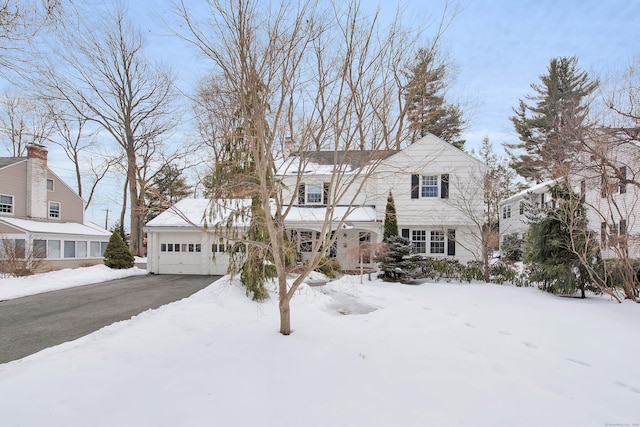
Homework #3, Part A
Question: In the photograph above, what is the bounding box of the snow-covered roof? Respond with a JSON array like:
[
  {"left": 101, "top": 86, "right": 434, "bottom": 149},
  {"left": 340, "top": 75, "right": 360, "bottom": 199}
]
[
  {"left": 145, "top": 198, "right": 252, "bottom": 228},
  {"left": 276, "top": 150, "right": 397, "bottom": 176},
  {"left": 145, "top": 198, "right": 378, "bottom": 229},
  {"left": 500, "top": 179, "right": 558, "bottom": 205},
  {"left": 0, "top": 217, "right": 111, "bottom": 237},
  {"left": 284, "top": 206, "right": 378, "bottom": 223}
]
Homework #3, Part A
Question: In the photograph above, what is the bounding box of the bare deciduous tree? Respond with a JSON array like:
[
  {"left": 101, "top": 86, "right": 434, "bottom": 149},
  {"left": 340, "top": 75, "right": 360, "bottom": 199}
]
[
  {"left": 0, "top": 93, "right": 53, "bottom": 156},
  {"left": 35, "top": 8, "right": 179, "bottom": 255},
  {"left": 175, "top": 0, "right": 450, "bottom": 334}
]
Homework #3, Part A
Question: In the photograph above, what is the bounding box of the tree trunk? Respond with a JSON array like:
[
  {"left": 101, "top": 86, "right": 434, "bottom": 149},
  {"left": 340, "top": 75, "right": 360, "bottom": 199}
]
[{"left": 277, "top": 270, "right": 291, "bottom": 335}]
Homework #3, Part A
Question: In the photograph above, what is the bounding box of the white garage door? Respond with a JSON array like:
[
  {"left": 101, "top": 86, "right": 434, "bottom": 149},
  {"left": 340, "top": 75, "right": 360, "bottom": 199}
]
[{"left": 157, "top": 242, "right": 204, "bottom": 274}]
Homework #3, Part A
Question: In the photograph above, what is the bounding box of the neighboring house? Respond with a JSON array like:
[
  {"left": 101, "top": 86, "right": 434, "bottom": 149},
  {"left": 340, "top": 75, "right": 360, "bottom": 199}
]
[
  {"left": 0, "top": 144, "right": 111, "bottom": 272},
  {"left": 499, "top": 133, "right": 640, "bottom": 259},
  {"left": 145, "top": 134, "right": 486, "bottom": 275},
  {"left": 498, "top": 180, "right": 557, "bottom": 246}
]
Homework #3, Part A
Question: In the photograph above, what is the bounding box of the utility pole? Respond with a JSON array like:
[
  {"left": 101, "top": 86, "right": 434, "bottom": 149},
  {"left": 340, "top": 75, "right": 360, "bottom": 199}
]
[{"left": 104, "top": 208, "right": 109, "bottom": 229}]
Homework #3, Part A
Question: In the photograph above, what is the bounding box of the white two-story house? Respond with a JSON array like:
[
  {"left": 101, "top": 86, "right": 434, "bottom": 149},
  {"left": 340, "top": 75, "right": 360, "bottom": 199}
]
[
  {"left": 0, "top": 144, "right": 111, "bottom": 272},
  {"left": 145, "top": 134, "right": 486, "bottom": 275},
  {"left": 499, "top": 131, "right": 640, "bottom": 260}
]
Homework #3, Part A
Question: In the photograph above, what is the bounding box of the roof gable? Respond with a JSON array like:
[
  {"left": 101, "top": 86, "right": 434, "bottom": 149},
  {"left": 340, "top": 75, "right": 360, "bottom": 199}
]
[
  {"left": 382, "top": 133, "right": 486, "bottom": 169},
  {"left": 0, "top": 157, "right": 25, "bottom": 170}
]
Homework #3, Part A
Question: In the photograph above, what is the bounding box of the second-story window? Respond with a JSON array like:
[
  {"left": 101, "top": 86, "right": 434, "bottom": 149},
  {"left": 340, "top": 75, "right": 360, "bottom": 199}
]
[
  {"left": 47, "top": 179, "right": 54, "bottom": 191},
  {"left": 0, "top": 194, "right": 13, "bottom": 214},
  {"left": 49, "top": 201, "right": 61, "bottom": 219},
  {"left": 502, "top": 205, "right": 511, "bottom": 219},
  {"left": 421, "top": 176, "right": 438, "bottom": 197},
  {"left": 411, "top": 174, "right": 449, "bottom": 199},
  {"left": 306, "top": 184, "right": 323, "bottom": 204}
]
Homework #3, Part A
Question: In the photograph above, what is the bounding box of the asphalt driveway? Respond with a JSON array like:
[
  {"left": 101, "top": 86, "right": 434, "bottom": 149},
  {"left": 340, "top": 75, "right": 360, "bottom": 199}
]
[{"left": 0, "top": 274, "right": 220, "bottom": 364}]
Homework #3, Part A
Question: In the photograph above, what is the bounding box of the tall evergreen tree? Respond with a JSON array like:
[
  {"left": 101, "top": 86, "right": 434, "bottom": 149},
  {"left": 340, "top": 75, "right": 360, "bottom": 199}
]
[
  {"left": 145, "top": 164, "right": 192, "bottom": 222},
  {"left": 383, "top": 191, "right": 398, "bottom": 242},
  {"left": 404, "top": 47, "right": 465, "bottom": 149},
  {"left": 506, "top": 56, "right": 599, "bottom": 182},
  {"left": 523, "top": 180, "right": 600, "bottom": 298}
]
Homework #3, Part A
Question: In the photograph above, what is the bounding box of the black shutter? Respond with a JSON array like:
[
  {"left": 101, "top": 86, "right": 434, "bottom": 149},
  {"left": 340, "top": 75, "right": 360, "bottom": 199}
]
[
  {"left": 323, "top": 182, "right": 329, "bottom": 205},
  {"left": 401, "top": 228, "right": 410, "bottom": 239},
  {"left": 447, "top": 229, "right": 456, "bottom": 256},
  {"left": 411, "top": 174, "right": 419, "bottom": 199},
  {"left": 620, "top": 166, "right": 627, "bottom": 194},
  {"left": 441, "top": 174, "right": 449, "bottom": 199},
  {"left": 298, "top": 184, "right": 305, "bottom": 205}
]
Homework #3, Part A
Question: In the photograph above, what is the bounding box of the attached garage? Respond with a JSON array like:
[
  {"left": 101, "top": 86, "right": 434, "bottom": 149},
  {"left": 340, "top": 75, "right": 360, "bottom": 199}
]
[{"left": 144, "top": 199, "right": 247, "bottom": 275}]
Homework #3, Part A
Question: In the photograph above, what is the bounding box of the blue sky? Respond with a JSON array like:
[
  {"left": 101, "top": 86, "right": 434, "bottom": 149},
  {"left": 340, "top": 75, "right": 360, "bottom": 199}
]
[
  {"left": 77, "top": 0, "right": 640, "bottom": 227},
  {"left": 131, "top": 0, "right": 640, "bottom": 152}
]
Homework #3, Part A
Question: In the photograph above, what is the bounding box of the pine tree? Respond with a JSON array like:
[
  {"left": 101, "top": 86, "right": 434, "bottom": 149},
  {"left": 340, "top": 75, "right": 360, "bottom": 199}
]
[
  {"left": 383, "top": 191, "right": 398, "bottom": 242},
  {"left": 145, "top": 164, "right": 192, "bottom": 222},
  {"left": 404, "top": 47, "right": 465, "bottom": 149},
  {"left": 103, "top": 231, "right": 135, "bottom": 269},
  {"left": 379, "top": 235, "right": 415, "bottom": 282},
  {"left": 523, "top": 180, "right": 600, "bottom": 297},
  {"left": 506, "top": 56, "right": 598, "bottom": 182}
]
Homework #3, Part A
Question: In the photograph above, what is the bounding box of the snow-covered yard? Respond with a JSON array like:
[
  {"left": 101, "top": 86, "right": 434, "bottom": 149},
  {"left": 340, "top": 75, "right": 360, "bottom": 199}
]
[{"left": 0, "top": 269, "right": 638, "bottom": 427}]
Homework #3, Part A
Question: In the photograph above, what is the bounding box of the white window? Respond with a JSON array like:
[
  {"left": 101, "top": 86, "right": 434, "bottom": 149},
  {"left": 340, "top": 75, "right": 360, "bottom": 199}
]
[
  {"left": 47, "top": 179, "right": 54, "bottom": 191},
  {"left": 306, "top": 184, "right": 323, "bottom": 204},
  {"left": 0, "top": 194, "right": 13, "bottom": 214},
  {"left": 421, "top": 176, "right": 439, "bottom": 198},
  {"left": 502, "top": 205, "right": 511, "bottom": 219},
  {"left": 33, "top": 240, "right": 47, "bottom": 258},
  {"left": 77, "top": 241, "right": 87, "bottom": 258},
  {"left": 49, "top": 201, "right": 61, "bottom": 218},
  {"left": 90, "top": 241, "right": 101, "bottom": 257},
  {"left": 64, "top": 241, "right": 76, "bottom": 258},
  {"left": 411, "top": 230, "right": 426, "bottom": 253},
  {"left": 430, "top": 231, "right": 445, "bottom": 254},
  {"left": 48, "top": 240, "right": 61, "bottom": 258}
]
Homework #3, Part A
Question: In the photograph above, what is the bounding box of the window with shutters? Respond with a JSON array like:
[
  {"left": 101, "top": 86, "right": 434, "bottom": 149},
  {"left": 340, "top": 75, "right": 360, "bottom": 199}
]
[{"left": 411, "top": 174, "right": 449, "bottom": 199}]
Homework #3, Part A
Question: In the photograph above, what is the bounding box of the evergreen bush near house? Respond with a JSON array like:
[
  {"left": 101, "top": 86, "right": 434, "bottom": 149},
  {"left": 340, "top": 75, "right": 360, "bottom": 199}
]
[
  {"left": 383, "top": 191, "right": 398, "bottom": 242},
  {"left": 379, "top": 236, "right": 417, "bottom": 282},
  {"left": 501, "top": 233, "right": 523, "bottom": 261},
  {"left": 489, "top": 261, "right": 518, "bottom": 285},
  {"left": 103, "top": 231, "right": 134, "bottom": 269},
  {"left": 315, "top": 257, "right": 342, "bottom": 279}
]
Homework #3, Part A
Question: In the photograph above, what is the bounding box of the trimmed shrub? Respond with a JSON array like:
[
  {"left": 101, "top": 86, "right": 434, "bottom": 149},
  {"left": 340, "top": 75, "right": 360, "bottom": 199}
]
[
  {"left": 103, "top": 232, "right": 134, "bottom": 269},
  {"left": 315, "top": 257, "right": 342, "bottom": 279}
]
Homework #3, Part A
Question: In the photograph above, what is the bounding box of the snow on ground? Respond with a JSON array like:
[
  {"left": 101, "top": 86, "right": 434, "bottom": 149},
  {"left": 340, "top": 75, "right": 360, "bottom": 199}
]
[
  {"left": 0, "top": 264, "right": 147, "bottom": 300},
  {"left": 0, "top": 270, "right": 639, "bottom": 427}
]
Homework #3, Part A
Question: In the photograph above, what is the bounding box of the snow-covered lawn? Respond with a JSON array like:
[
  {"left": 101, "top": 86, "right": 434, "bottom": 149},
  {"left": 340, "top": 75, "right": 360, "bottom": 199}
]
[{"left": 0, "top": 270, "right": 638, "bottom": 427}]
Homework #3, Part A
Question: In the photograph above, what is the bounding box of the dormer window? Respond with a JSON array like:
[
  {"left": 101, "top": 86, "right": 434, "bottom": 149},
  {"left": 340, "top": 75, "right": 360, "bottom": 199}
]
[
  {"left": 47, "top": 179, "right": 54, "bottom": 191},
  {"left": 297, "top": 182, "right": 329, "bottom": 205},
  {"left": 306, "top": 184, "right": 323, "bottom": 204},
  {"left": 0, "top": 194, "right": 13, "bottom": 214},
  {"left": 49, "top": 201, "right": 61, "bottom": 219}
]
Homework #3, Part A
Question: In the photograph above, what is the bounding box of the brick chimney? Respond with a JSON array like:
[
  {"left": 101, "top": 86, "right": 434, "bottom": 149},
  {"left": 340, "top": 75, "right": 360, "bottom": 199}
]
[{"left": 26, "top": 144, "right": 48, "bottom": 219}]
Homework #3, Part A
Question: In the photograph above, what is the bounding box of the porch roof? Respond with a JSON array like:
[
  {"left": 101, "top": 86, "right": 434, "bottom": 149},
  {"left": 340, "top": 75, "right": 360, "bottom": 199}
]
[
  {"left": 284, "top": 206, "right": 378, "bottom": 224},
  {"left": 0, "top": 217, "right": 111, "bottom": 237}
]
